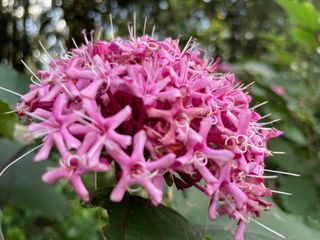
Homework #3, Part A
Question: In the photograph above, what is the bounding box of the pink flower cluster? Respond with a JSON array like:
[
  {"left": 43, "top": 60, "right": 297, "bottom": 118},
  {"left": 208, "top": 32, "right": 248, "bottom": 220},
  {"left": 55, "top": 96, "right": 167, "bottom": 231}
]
[{"left": 17, "top": 35, "right": 282, "bottom": 239}]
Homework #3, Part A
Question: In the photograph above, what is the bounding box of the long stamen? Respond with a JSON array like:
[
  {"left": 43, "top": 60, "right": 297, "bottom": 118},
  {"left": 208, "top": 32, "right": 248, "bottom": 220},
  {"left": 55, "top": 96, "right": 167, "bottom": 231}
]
[
  {"left": 96, "top": 26, "right": 103, "bottom": 41},
  {"left": 181, "top": 36, "right": 193, "bottom": 55},
  {"left": 240, "top": 81, "right": 255, "bottom": 91},
  {"left": 250, "top": 101, "right": 268, "bottom": 110},
  {"left": 259, "top": 119, "right": 281, "bottom": 126},
  {"left": 271, "top": 190, "right": 292, "bottom": 196},
  {"left": 225, "top": 198, "right": 247, "bottom": 222},
  {"left": 151, "top": 25, "right": 156, "bottom": 38},
  {"left": 73, "top": 110, "right": 99, "bottom": 125},
  {"left": 57, "top": 81, "right": 73, "bottom": 98},
  {"left": 259, "top": 113, "right": 272, "bottom": 121},
  {"left": 39, "top": 40, "right": 57, "bottom": 66},
  {"left": 271, "top": 151, "right": 286, "bottom": 155},
  {"left": 0, "top": 143, "right": 44, "bottom": 176},
  {"left": 4, "top": 109, "right": 19, "bottom": 114},
  {"left": 30, "top": 128, "right": 58, "bottom": 139},
  {"left": 21, "top": 60, "right": 41, "bottom": 82},
  {"left": 72, "top": 38, "right": 79, "bottom": 49},
  {"left": 82, "top": 29, "right": 89, "bottom": 45},
  {"left": 246, "top": 174, "right": 278, "bottom": 179},
  {"left": 248, "top": 217, "right": 286, "bottom": 239},
  {"left": 133, "top": 12, "right": 136, "bottom": 39},
  {"left": 264, "top": 169, "right": 300, "bottom": 177},
  {"left": 30, "top": 76, "right": 41, "bottom": 86},
  {"left": 127, "top": 185, "right": 142, "bottom": 193},
  {"left": 59, "top": 40, "right": 66, "bottom": 54},
  {"left": 127, "top": 22, "right": 134, "bottom": 41},
  {"left": 88, "top": 135, "right": 105, "bottom": 159},
  {"left": 143, "top": 17, "right": 147, "bottom": 36},
  {"left": 109, "top": 14, "right": 114, "bottom": 40},
  {"left": 24, "top": 111, "right": 52, "bottom": 124},
  {"left": 0, "top": 86, "right": 22, "bottom": 97}
]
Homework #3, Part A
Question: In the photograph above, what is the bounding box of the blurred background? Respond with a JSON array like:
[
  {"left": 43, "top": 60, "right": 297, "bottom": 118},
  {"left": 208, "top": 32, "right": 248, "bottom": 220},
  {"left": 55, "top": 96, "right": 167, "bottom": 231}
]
[{"left": 1, "top": 0, "right": 320, "bottom": 239}]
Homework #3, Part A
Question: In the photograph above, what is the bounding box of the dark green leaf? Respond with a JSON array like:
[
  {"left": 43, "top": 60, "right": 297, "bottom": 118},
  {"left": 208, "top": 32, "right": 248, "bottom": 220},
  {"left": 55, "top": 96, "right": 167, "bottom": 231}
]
[
  {"left": 278, "top": 177, "right": 320, "bottom": 217},
  {"left": 0, "top": 210, "right": 3, "bottom": 240},
  {"left": 0, "top": 139, "right": 68, "bottom": 219},
  {"left": 0, "top": 65, "right": 30, "bottom": 108},
  {"left": 171, "top": 187, "right": 320, "bottom": 240},
  {"left": 90, "top": 188, "right": 199, "bottom": 240},
  {"left": 0, "top": 100, "right": 16, "bottom": 139}
]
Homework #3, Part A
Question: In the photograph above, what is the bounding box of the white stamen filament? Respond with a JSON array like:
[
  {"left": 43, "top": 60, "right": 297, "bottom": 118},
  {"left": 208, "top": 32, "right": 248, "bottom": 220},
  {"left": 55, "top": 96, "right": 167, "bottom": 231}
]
[
  {"left": 271, "top": 151, "right": 286, "bottom": 155},
  {"left": 96, "top": 26, "right": 103, "bottom": 41},
  {"left": 109, "top": 14, "right": 114, "bottom": 40},
  {"left": 259, "top": 118, "right": 281, "bottom": 126},
  {"left": 87, "top": 135, "right": 106, "bottom": 159},
  {"left": 259, "top": 113, "right": 272, "bottom": 121},
  {"left": 271, "top": 190, "right": 292, "bottom": 196},
  {"left": 224, "top": 198, "right": 247, "bottom": 222},
  {"left": 4, "top": 109, "right": 18, "bottom": 114},
  {"left": 76, "top": 118, "right": 101, "bottom": 132},
  {"left": 57, "top": 81, "right": 73, "bottom": 98},
  {"left": 246, "top": 174, "right": 278, "bottom": 179},
  {"left": 23, "top": 111, "right": 52, "bottom": 124},
  {"left": 147, "top": 169, "right": 159, "bottom": 179},
  {"left": 143, "top": 17, "right": 147, "bottom": 36},
  {"left": 0, "top": 143, "right": 44, "bottom": 176},
  {"left": 250, "top": 101, "right": 268, "bottom": 110},
  {"left": 0, "top": 86, "right": 22, "bottom": 97},
  {"left": 59, "top": 40, "right": 66, "bottom": 54},
  {"left": 181, "top": 36, "right": 193, "bottom": 55},
  {"left": 264, "top": 169, "right": 300, "bottom": 177},
  {"left": 30, "top": 76, "right": 41, "bottom": 86},
  {"left": 248, "top": 217, "right": 286, "bottom": 239},
  {"left": 127, "top": 184, "right": 142, "bottom": 193},
  {"left": 151, "top": 25, "right": 156, "bottom": 38},
  {"left": 240, "top": 81, "right": 255, "bottom": 91},
  {"left": 21, "top": 59, "right": 41, "bottom": 82},
  {"left": 254, "top": 126, "right": 273, "bottom": 130},
  {"left": 39, "top": 40, "right": 57, "bottom": 66},
  {"left": 72, "top": 38, "right": 79, "bottom": 49},
  {"left": 73, "top": 110, "right": 100, "bottom": 126},
  {"left": 133, "top": 12, "right": 137, "bottom": 39},
  {"left": 82, "top": 30, "right": 89, "bottom": 45},
  {"left": 127, "top": 23, "right": 134, "bottom": 42}
]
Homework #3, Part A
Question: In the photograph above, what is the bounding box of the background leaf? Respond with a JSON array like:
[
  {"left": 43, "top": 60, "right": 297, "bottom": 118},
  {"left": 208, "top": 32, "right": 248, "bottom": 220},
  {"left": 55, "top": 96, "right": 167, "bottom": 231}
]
[
  {"left": 276, "top": 0, "right": 320, "bottom": 31},
  {"left": 0, "top": 101, "right": 15, "bottom": 139},
  {"left": 0, "top": 210, "right": 3, "bottom": 240},
  {"left": 0, "top": 65, "right": 30, "bottom": 108},
  {"left": 171, "top": 187, "right": 320, "bottom": 240},
  {"left": 0, "top": 139, "right": 68, "bottom": 219},
  {"left": 90, "top": 188, "right": 199, "bottom": 240}
]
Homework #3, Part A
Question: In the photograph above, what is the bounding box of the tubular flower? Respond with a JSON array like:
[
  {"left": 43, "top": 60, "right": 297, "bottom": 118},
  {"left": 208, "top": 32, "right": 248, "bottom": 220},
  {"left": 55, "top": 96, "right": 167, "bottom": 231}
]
[{"left": 16, "top": 34, "right": 282, "bottom": 240}]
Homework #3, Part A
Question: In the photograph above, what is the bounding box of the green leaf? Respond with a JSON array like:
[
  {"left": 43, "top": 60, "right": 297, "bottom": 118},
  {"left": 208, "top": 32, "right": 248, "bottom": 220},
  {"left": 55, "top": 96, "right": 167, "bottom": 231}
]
[
  {"left": 276, "top": 0, "right": 320, "bottom": 31},
  {"left": 278, "top": 177, "right": 320, "bottom": 217},
  {"left": 0, "top": 139, "right": 68, "bottom": 219},
  {"left": 0, "top": 100, "right": 16, "bottom": 139},
  {"left": 171, "top": 187, "right": 320, "bottom": 240},
  {"left": 89, "top": 188, "right": 199, "bottom": 240},
  {"left": 0, "top": 210, "right": 3, "bottom": 240},
  {"left": 0, "top": 65, "right": 30, "bottom": 108},
  {"left": 292, "top": 27, "right": 318, "bottom": 51}
]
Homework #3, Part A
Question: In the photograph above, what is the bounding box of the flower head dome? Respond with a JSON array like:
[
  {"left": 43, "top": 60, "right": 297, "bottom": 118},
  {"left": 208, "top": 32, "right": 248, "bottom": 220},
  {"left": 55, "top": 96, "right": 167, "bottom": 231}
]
[{"left": 15, "top": 33, "right": 282, "bottom": 240}]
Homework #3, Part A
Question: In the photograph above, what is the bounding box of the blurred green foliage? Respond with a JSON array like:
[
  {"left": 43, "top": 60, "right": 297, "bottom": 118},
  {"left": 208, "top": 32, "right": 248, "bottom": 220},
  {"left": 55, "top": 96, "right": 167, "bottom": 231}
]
[{"left": 1, "top": 0, "right": 320, "bottom": 239}]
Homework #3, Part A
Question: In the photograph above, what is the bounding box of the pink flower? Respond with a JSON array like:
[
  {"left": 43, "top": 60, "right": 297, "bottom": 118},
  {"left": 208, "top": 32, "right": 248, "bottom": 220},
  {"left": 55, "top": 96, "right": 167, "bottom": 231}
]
[
  {"left": 42, "top": 132, "right": 110, "bottom": 201},
  {"left": 271, "top": 85, "right": 285, "bottom": 96},
  {"left": 16, "top": 33, "right": 282, "bottom": 240}
]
